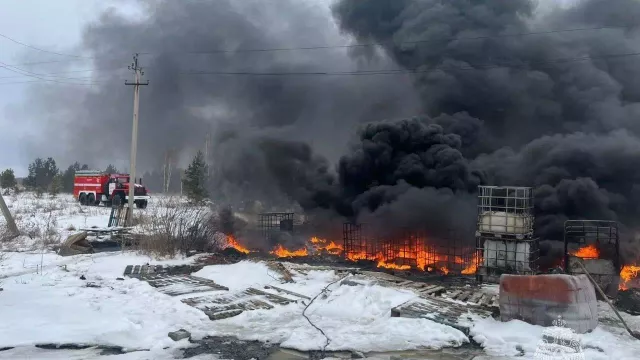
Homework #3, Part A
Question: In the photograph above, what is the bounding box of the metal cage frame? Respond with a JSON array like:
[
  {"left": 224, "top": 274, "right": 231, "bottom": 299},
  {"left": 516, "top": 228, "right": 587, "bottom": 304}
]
[
  {"left": 563, "top": 220, "right": 620, "bottom": 272},
  {"left": 476, "top": 186, "right": 534, "bottom": 239},
  {"left": 259, "top": 212, "right": 295, "bottom": 243},
  {"left": 475, "top": 235, "right": 540, "bottom": 283},
  {"left": 342, "top": 222, "right": 379, "bottom": 261},
  {"left": 343, "top": 224, "right": 476, "bottom": 274}
]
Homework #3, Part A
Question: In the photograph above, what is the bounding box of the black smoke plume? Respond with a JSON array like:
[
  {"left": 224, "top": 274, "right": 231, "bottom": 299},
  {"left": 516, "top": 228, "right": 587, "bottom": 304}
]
[
  {"left": 19, "top": 0, "right": 640, "bottom": 262},
  {"left": 330, "top": 0, "right": 640, "bottom": 261},
  {"left": 21, "top": 0, "right": 419, "bottom": 173}
]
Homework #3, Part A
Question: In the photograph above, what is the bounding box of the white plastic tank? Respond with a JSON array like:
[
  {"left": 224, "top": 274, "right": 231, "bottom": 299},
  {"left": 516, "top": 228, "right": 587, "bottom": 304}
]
[
  {"left": 478, "top": 211, "right": 531, "bottom": 235},
  {"left": 483, "top": 239, "right": 531, "bottom": 271}
]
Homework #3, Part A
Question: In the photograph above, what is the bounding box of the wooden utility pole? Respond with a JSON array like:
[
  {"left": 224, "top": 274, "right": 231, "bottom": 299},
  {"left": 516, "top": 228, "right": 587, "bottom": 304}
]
[
  {"left": 163, "top": 149, "right": 174, "bottom": 193},
  {"left": 0, "top": 191, "right": 18, "bottom": 237},
  {"left": 125, "top": 54, "right": 149, "bottom": 225}
]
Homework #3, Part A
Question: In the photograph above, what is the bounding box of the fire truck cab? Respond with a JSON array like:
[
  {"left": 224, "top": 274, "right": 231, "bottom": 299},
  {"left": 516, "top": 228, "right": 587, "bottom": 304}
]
[{"left": 74, "top": 170, "right": 150, "bottom": 208}]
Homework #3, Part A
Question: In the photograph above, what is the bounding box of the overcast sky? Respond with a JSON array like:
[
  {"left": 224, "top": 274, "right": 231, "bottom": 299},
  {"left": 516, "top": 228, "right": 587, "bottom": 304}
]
[
  {"left": 0, "top": 0, "right": 132, "bottom": 176},
  {"left": 0, "top": 0, "right": 578, "bottom": 177}
]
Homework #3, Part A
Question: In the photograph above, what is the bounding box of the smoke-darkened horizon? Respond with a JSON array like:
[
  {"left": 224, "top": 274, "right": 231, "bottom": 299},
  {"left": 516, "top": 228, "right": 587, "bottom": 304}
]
[{"left": 19, "top": 0, "right": 640, "bottom": 260}]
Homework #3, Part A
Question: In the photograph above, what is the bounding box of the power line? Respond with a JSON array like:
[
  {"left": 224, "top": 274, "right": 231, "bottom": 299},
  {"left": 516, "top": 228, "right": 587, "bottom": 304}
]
[
  {"left": 0, "top": 60, "right": 100, "bottom": 85},
  {"left": 0, "top": 66, "right": 126, "bottom": 80},
  {"left": 2, "top": 49, "right": 638, "bottom": 86},
  {"left": 0, "top": 79, "right": 104, "bottom": 86},
  {"left": 0, "top": 24, "right": 631, "bottom": 68},
  {"left": 177, "top": 51, "right": 640, "bottom": 77},
  {"left": 0, "top": 32, "right": 89, "bottom": 58},
  {"left": 138, "top": 24, "right": 633, "bottom": 55}
]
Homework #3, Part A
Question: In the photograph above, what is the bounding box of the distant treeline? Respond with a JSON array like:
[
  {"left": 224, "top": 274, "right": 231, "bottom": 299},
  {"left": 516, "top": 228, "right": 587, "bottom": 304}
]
[{"left": 0, "top": 158, "right": 184, "bottom": 194}]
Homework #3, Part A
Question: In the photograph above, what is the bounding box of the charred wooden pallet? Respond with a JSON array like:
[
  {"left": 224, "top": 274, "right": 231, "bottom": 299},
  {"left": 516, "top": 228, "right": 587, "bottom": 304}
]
[
  {"left": 443, "top": 289, "right": 499, "bottom": 308},
  {"left": 391, "top": 296, "right": 494, "bottom": 335},
  {"left": 356, "top": 271, "right": 499, "bottom": 310},
  {"left": 124, "top": 264, "right": 163, "bottom": 277},
  {"left": 123, "top": 265, "right": 228, "bottom": 296},
  {"left": 182, "top": 287, "right": 296, "bottom": 321},
  {"left": 140, "top": 274, "right": 229, "bottom": 296}
]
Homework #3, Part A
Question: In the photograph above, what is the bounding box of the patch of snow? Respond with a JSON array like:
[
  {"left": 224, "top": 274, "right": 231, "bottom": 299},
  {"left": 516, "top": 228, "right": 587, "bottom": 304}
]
[
  {"left": 196, "top": 268, "right": 468, "bottom": 352},
  {"left": 0, "top": 253, "right": 210, "bottom": 352},
  {"left": 193, "top": 261, "right": 277, "bottom": 292},
  {"left": 470, "top": 316, "right": 640, "bottom": 359}
]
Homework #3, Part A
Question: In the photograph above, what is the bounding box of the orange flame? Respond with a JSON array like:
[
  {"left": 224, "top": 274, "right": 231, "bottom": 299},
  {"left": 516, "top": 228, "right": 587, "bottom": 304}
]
[
  {"left": 344, "top": 242, "right": 481, "bottom": 275},
  {"left": 270, "top": 244, "right": 308, "bottom": 258},
  {"left": 571, "top": 244, "right": 600, "bottom": 259},
  {"left": 620, "top": 265, "right": 640, "bottom": 290},
  {"left": 461, "top": 255, "right": 480, "bottom": 275},
  {"left": 226, "top": 235, "right": 250, "bottom": 254},
  {"left": 310, "top": 237, "right": 343, "bottom": 254}
]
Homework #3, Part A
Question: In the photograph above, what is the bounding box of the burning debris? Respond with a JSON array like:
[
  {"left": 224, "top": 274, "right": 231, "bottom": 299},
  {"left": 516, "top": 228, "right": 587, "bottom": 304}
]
[
  {"left": 224, "top": 235, "right": 250, "bottom": 255},
  {"left": 620, "top": 266, "right": 640, "bottom": 291}
]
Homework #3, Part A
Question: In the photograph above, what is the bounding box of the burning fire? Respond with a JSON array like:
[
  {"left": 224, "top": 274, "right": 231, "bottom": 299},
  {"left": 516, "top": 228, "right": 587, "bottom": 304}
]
[
  {"left": 310, "top": 237, "right": 343, "bottom": 254},
  {"left": 344, "top": 243, "right": 480, "bottom": 275},
  {"left": 620, "top": 265, "right": 640, "bottom": 291},
  {"left": 225, "top": 235, "right": 250, "bottom": 254},
  {"left": 270, "top": 244, "right": 308, "bottom": 258},
  {"left": 571, "top": 244, "right": 600, "bottom": 259},
  {"left": 461, "top": 255, "right": 480, "bottom": 275},
  {"left": 571, "top": 244, "right": 640, "bottom": 291}
]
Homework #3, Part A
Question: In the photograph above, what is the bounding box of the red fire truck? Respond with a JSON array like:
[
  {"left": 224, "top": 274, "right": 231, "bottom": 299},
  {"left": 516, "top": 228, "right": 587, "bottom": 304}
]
[{"left": 73, "top": 170, "right": 150, "bottom": 208}]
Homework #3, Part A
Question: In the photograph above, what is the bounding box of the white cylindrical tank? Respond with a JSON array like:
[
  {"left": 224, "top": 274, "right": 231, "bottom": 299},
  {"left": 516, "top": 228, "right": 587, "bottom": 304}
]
[
  {"left": 483, "top": 239, "right": 531, "bottom": 271},
  {"left": 479, "top": 211, "right": 531, "bottom": 235}
]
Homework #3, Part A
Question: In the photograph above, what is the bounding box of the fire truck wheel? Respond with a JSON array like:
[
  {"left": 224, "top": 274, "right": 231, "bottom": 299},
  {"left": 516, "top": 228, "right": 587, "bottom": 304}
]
[
  {"left": 135, "top": 200, "right": 148, "bottom": 209},
  {"left": 79, "top": 193, "right": 87, "bottom": 205},
  {"left": 87, "top": 193, "right": 96, "bottom": 206}
]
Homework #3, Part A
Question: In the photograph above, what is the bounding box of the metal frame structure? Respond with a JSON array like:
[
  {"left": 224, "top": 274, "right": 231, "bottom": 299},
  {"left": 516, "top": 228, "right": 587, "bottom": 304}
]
[
  {"left": 342, "top": 223, "right": 379, "bottom": 261},
  {"left": 259, "top": 212, "right": 294, "bottom": 243},
  {"left": 424, "top": 242, "right": 475, "bottom": 274},
  {"left": 381, "top": 229, "right": 424, "bottom": 268},
  {"left": 343, "top": 224, "right": 476, "bottom": 274},
  {"left": 563, "top": 220, "right": 620, "bottom": 271},
  {"left": 475, "top": 235, "right": 539, "bottom": 282},
  {"left": 477, "top": 186, "right": 534, "bottom": 239},
  {"left": 563, "top": 220, "right": 621, "bottom": 297}
]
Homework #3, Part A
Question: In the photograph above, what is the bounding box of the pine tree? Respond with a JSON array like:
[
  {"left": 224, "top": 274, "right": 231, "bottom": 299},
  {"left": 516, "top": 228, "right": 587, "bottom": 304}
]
[
  {"left": 0, "top": 169, "right": 17, "bottom": 189},
  {"left": 105, "top": 164, "right": 119, "bottom": 174},
  {"left": 24, "top": 157, "right": 58, "bottom": 192},
  {"left": 183, "top": 151, "right": 209, "bottom": 204},
  {"left": 50, "top": 173, "right": 63, "bottom": 197}
]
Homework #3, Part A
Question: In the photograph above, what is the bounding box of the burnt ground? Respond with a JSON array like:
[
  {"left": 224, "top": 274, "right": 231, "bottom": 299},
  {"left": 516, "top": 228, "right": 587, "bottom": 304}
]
[
  {"left": 184, "top": 336, "right": 279, "bottom": 360},
  {"left": 616, "top": 289, "right": 640, "bottom": 315}
]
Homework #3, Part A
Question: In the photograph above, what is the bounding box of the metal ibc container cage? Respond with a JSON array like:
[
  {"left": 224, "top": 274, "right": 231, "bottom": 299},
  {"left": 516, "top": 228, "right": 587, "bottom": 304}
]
[{"left": 475, "top": 186, "right": 539, "bottom": 283}]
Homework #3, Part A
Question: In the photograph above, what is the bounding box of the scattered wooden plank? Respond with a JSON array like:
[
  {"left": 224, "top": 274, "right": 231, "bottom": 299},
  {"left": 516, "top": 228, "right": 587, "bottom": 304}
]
[
  {"left": 422, "top": 286, "right": 445, "bottom": 296},
  {"left": 491, "top": 295, "right": 499, "bottom": 308},
  {"left": 458, "top": 291, "right": 472, "bottom": 302},
  {"left": 391, "top": 297, "right": 493, "bottom": 335},
  {"left": 468, "top": 291, "right": 484, "bottom": 304},
  {"left": 446, "top": 290, "right": 462, "bottom": 299},
  {"left": 123, "top": 265, "right": 133, "bottom": 276},
  {"left": 397, "top": 280, "right": 414, "bottom": 286},
  {"left": 480, "top": 294, "right": 493, "bottom": 307},
  {"left": 264, "top": 285, "right": 311, "bottom": 300},
  {"left": 244, "top": 288, "right": 295, "bottom": 305},
  {"left": 418, "top": 284, "right": 439, "bottom": 293}
]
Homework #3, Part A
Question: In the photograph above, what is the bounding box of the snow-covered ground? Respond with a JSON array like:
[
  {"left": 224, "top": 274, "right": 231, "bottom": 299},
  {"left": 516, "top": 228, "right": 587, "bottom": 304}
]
[{"left": 2, "top": 191, "right": 640, "bottom": 359}]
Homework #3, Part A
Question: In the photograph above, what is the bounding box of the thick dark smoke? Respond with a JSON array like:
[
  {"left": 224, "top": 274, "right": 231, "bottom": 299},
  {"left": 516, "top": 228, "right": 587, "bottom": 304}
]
[
  {"left": 23, "top": 0, "right": 419, "bottom": 172},
  {"left": 329, "top": 0, "right": 640, "bottom": 261},
  {"left": 21, "top": 0, "right": 640, "bottom": 262}
]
